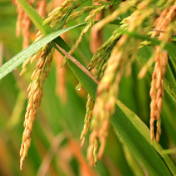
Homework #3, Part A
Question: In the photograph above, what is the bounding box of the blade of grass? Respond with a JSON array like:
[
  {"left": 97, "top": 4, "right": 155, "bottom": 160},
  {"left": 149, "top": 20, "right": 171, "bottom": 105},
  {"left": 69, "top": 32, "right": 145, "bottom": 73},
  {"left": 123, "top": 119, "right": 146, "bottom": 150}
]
[
  {"left": 162, "top": 93, "right": 176, "bottom": 146},
  {"left": 115, "top": 100, "right": 176, "bottom": 175},
  {"left": 168, "top": 55, "right": 176, "bottom": 80},
  {"left": 0, "top": 23, "right": 86, "bottom": 79},
  {"left": 116, "top": 132, "right": 145, "bottom": 176},
  {"left": 167, "top": 58, "right": 176, "bottom": 89}
]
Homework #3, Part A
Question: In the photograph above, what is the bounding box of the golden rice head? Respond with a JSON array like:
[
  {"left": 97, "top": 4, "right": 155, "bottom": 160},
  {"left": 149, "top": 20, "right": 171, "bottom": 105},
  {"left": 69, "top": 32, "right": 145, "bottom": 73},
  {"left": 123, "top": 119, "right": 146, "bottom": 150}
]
[
  {"left": 150, "top": 4, "right": 176, "bottom": 142},
  {"left": 20, "top": 45, "right": 54, "bottom": 170},
  {"left": 80, "top": 94, "right": 94, "bottom": 147}
]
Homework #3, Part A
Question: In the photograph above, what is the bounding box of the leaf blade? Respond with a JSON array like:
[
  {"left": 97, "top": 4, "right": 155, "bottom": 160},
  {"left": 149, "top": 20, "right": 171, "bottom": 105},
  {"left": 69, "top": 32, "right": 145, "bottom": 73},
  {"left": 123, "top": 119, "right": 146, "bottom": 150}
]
[{"left": 0, "top": 23, "right": 85, "bottom": 79}]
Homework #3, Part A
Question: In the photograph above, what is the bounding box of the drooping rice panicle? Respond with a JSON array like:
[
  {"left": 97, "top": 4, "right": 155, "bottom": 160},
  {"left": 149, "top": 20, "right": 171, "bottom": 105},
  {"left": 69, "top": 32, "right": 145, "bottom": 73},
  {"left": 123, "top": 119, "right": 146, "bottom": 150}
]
[
  {"left": 150, "top": 4, "right": 176, "bottom": 142},
  {"left": 90, "top": 1, "right": 104, "bottom": 54},
  {"left": 15, "top": 0, "right": 35, "bottom": 49},
  {"left": 20, "top": 45, "right": 54, "bottom": 170}
]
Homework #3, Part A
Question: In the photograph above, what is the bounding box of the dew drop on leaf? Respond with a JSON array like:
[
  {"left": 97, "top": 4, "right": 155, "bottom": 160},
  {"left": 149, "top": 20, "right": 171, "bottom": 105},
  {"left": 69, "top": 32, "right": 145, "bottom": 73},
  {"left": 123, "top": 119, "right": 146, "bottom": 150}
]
[{"left": 75, "top": 82, "right": 82, "bottom": 91}]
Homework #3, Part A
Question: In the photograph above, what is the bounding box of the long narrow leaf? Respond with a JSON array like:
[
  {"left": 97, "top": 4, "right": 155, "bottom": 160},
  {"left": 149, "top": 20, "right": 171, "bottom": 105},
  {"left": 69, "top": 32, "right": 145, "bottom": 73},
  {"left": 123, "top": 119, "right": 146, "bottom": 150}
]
[{"left": 0, "top": 23, "right": 85, "bottom": 79}]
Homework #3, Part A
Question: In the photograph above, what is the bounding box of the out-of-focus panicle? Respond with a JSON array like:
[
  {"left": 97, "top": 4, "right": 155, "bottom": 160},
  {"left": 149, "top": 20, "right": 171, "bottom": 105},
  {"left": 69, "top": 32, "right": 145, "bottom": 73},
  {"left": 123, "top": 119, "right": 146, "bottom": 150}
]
[
  {"left": 36, "top": 0, "right": 47, "bottom": 19},
  {"left": 16, "top": 2, "right": 24, "bottom": 37},
  {"left": 15, "top": 0, "right": 35, "bottom": 49},
  {"left": 90, "top": 1, "right": 104, "bottom": 54},
  {"left": 14, "top": 0, "right": 47, "bottom": 49},
  {"left": 20, "top": 45, "right": 54, "bottom": 170},
  {"left": 12, "top": 0, "right": 17, "bottom": 4},
  {"left": 55, "top": 51, "right": 67, "bottom": 103},
  {"left": 88, "top": 0, "right": 156, "bottom": 166},
  {"left": 150, "top": 4, "right": 176, "bottom": 142},
  {"left": 54, "top": 0, "right": 67, "bottom": 104},
  {"left": 22, "top": 12, "right": 31, "bottom": 49}
]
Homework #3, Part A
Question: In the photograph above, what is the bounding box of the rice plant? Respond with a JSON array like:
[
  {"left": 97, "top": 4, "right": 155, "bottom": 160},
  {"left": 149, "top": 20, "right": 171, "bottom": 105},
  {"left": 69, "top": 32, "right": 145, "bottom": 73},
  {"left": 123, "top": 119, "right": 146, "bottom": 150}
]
[{"left": 1, "top": 0, "right": 176, "bottom": 175}]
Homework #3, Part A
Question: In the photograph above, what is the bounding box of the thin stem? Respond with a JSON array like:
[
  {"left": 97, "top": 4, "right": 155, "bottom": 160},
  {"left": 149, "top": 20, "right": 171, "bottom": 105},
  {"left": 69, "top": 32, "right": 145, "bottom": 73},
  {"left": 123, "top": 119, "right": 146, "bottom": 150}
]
[
  {"left": 152, "top": 29, "right": 176, "bottom": 36},
  {"left": 56, "top": 44, "right": 100, "bottom": 85}
]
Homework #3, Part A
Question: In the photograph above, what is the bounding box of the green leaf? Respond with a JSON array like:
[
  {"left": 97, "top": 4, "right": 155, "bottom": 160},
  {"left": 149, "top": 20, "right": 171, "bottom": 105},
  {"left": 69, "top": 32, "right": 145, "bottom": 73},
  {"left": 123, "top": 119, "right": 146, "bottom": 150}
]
[
  {"left": 167, "top": 58, "right": 176, "bottom": 89},
  {"left": 162, "top": 93, "right": 176, "bottom": 146},
  {"left": 115, "top": 100, "right": 176, "bottom": 175},
  {"left": 0, "top": 23, "right": 85, "bottom": 79}
]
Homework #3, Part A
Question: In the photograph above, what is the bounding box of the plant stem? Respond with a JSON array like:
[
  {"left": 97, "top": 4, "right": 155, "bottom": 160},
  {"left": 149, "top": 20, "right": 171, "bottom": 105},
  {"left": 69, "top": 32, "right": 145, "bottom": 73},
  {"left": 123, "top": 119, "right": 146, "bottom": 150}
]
[{"left": 56, "top": 45, "right": 99, "bottom": 84}]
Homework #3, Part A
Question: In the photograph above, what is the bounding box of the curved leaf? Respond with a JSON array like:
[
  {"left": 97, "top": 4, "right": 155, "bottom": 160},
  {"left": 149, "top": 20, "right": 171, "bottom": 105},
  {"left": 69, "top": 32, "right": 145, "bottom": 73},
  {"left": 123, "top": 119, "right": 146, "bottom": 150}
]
[{"left": 0, "top": 23, "right": 85, "bottom": 79}]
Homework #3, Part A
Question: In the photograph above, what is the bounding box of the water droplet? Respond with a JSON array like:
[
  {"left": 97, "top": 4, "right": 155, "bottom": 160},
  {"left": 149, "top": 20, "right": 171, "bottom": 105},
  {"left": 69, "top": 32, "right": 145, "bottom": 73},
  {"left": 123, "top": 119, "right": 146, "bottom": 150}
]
[{"left": 75, "top": 82, "right": 82, "bottom": 91}]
